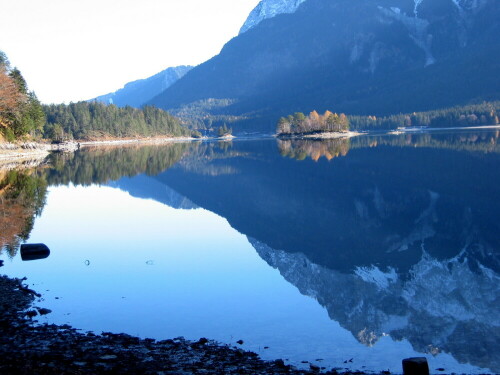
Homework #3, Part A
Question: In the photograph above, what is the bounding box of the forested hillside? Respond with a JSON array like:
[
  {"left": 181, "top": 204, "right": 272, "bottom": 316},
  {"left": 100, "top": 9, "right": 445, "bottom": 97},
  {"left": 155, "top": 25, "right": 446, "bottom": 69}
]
[
  {"left": 348, "top": 101, "right": 500, "bottom": 130},
  {"left": 1, "top": 51, "right": 190, "bottom": 142},
  {"left": 43, "top": 102, "right": 190, "bottom": 141},
  {"left": 277, "top": 102, "right": 499, "bottom": 135}
]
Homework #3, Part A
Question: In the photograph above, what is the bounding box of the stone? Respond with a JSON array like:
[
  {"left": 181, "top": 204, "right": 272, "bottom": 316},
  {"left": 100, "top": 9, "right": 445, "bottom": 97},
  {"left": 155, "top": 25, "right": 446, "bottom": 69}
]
[
  {"left": 402, "top": 357, "right": 430, "bottom": 375},
  {"left": 310, "top": 363, "right": 320, "bottom": 371},
  {"left": 20, "top": 243, "right": 50, "bottom": 261},
  {"left": 37, "top": 308, "right": 52, "bottom": 315},
  {"left": 25, "top": 310, "right": 37, "bottom": 318},
  {"left": 274, "top": 359, "right": 286, "bottom": 367}
]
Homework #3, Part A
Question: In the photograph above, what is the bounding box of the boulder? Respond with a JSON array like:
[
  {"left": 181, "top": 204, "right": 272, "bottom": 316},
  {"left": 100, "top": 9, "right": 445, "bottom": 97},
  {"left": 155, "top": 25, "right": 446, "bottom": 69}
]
[
  {"left": 20, "top": 243, "right": 50, "bottom": 261},
  {"left": 402, "top": 357, "right": 429, "bottom": 375}
]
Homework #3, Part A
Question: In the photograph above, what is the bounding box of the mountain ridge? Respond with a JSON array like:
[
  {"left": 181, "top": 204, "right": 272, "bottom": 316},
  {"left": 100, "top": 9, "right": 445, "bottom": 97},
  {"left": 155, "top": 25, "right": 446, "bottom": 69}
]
[
  {"left": 148, "top": 0, "right": 500, "bottom": 133},
  {"left": 239, "top": 0, "right": 308, "bottom": 34},
  {"left": 92, "top": 65, "right": 192, "bottom": 108}
]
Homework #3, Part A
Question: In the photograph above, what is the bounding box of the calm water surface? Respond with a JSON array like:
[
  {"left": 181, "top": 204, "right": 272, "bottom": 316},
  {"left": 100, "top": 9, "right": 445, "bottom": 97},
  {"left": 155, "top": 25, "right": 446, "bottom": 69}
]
[{"left": 1, "top": 130, "right": 499, "bottom": 374}]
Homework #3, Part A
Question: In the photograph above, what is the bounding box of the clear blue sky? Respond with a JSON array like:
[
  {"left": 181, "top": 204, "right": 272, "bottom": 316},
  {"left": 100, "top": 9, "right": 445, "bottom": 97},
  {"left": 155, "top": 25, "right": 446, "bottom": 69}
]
[{"left": 0, "top": 0, "right": 260, "bottom": 104}]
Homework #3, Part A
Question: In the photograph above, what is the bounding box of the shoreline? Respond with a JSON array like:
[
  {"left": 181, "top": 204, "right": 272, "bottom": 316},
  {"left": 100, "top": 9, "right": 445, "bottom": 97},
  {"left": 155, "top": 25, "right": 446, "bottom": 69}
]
[
  {"left": 302, "top": 131, "right": 362, "bottom": 139},
  {"left": 0, "top": 273, "right": 367, "bottom": 374},
  {"left": 0, "top": 135, "right": 204, "bottom": 162},
  {"left": 2, "top": 123, "right": 498, "bottom": 162},
  {"left": 277, "top": 131, "right": 362, "bottom": 140},
  {"left": 279, "top": 124, "right": 500, "bottom": 139},
  {"left": 388, "top": 124, "right": 500, "bottom": 134},
  {"left": 78, "top": 135, "right": 201, "bottom": 147},
  {"left": 0, "top": 153, "right": 49, "bottom": 171}
]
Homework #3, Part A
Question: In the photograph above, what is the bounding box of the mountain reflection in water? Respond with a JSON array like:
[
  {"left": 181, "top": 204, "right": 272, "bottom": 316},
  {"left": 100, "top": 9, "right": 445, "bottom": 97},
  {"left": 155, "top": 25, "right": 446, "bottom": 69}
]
[{"left": 1, "top": 131, "right": 499, "bottom": 373}]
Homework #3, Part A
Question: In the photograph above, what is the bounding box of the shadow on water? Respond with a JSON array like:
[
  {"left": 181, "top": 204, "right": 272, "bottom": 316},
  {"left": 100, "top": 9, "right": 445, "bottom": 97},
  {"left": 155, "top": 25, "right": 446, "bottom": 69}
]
[{"left": 1, "top": 131, "right": 499, "bottom": 372}]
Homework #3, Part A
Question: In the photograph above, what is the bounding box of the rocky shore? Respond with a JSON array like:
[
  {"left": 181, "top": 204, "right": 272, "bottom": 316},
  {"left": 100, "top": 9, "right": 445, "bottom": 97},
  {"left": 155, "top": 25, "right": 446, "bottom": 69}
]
[
  {"left": 0, "top": 136, "right": 211, "bottom": 163},
  {"left": 276, "top": 131, "right": 362, "bottom": 140},
  {"left": 0, "top": 274, "right": 359, "bottom": 375},
  {"left": 0, "top": 141, "right": 80, "bottom": 161},
  {"left": 302, "top": 131, "right": 361, "bottom": 139}
]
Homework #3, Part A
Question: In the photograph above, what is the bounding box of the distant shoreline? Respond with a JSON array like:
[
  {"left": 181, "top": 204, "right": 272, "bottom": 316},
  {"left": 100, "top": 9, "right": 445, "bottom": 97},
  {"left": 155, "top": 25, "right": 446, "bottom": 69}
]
[
  {"left": 277, "top": 131, "right": 362, "bottom": 139},
  {"left": 278, "top": 124, "right": 500, "bottom": 139},
  {"left": 388, "top": 124, "right": 500, "bottom": 134}
]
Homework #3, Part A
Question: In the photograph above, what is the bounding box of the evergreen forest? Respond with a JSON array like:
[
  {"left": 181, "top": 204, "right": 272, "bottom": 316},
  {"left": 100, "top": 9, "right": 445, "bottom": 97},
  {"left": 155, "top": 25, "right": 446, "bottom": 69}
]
[
  {"left": 43, "top": 102, "right": 189, "bottom": 141},
  {"left": 0, "top": 50, "right": 190, "bottom": 142},
  {"left": 348, "top": 102, "right": 500, "bottom": 130},
  {"left": 277, "top": 102, "right": 500, "bottom": 135}
]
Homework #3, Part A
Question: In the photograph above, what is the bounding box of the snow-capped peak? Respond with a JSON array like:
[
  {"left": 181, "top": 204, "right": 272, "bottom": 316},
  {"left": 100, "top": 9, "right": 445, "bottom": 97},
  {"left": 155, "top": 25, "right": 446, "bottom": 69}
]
[{"left": 239, "top": 0, "right": 307, "bottom": 34}]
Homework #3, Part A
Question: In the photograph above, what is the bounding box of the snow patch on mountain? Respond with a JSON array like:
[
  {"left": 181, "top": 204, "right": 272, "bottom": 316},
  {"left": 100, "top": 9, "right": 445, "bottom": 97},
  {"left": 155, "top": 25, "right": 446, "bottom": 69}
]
[
  {"left": 239, "top": 0, "right": 307, "bottom": 34},
  {"left": 379, "top": 6, "right": 436, "bottom": 66},
  {"left": 355, "top": 266, "right": 398, "bottom": 290},
  {"left": 413, "top": 0, "right": 424, "bottom": 17}
]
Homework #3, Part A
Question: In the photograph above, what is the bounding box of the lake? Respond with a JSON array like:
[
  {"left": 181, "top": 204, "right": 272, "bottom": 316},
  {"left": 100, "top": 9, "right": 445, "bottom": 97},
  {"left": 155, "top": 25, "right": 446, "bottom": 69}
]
[{"left": 1, "top": 129, "right": 499, "bottom": 374}]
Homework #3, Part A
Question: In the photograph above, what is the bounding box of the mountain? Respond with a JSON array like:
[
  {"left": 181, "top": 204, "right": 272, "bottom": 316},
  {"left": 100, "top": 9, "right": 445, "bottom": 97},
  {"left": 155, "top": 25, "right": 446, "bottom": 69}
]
[
  {"left": 148, "top": 0, "right": 500, "bottom": 133},
  {"left": 239, "top": 0, "right": 307, "bottom": 34},
  {"left": 92, "top": 65, "right": 192, "bottom": 108}
]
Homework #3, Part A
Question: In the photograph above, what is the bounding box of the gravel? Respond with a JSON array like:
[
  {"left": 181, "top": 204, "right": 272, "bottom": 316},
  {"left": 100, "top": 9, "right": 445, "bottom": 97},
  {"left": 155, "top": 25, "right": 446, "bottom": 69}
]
[{"left": 0, "top": 275, "right": 366, "bottom": 375}]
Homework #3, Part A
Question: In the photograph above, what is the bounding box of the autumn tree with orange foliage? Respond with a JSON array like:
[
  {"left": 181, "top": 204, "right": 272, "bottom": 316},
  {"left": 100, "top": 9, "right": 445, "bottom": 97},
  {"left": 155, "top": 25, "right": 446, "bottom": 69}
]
[
  {"left": 0, "top": 68, "right": 23, "bottom": 119},
  {"left": 0, "top": 51, "right": 45, "bottom": 140}
]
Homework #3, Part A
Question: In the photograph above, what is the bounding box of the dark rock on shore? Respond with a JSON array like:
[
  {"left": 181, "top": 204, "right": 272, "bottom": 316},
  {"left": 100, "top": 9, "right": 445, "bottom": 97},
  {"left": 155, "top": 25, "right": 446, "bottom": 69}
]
[
  {"left": 20, "top": 243, "right": 51, "bottom": 261},
  {"left": 402, "top": 358, "right": 429, "bottom": 375}
]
